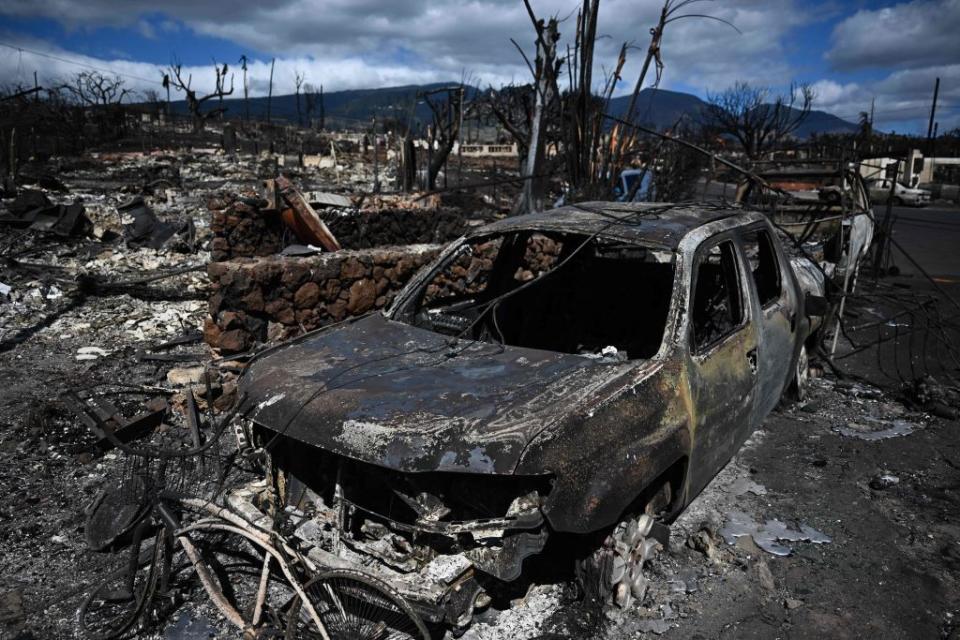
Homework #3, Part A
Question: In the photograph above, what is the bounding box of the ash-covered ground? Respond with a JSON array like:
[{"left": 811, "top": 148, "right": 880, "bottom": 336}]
[{"left": 1, "top": 150, "right": 959, "bottom": 640}]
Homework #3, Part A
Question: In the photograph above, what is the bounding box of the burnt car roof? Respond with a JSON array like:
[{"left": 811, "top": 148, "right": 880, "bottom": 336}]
[{"left": 469, "top": 202, "right": 749, "bottom": 250}]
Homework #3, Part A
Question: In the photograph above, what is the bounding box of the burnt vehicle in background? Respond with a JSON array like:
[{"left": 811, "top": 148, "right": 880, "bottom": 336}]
[
  {"left": 739, "top": 161, "right": 875, "bottom": 285},
  {"left": 231, "top": 202, "right": 826, "bottom": 633}
]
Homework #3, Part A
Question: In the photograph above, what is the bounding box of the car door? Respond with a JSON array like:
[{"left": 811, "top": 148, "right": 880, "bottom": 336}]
[
  {"left": 685, "top": 235, "right": 758, "bottom": 495},
  {"left": 737, "top": 224, "right": 798, "bottom": 426}
]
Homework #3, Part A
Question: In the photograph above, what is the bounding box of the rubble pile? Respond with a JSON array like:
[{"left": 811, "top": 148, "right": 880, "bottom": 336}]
[{"left": 205, "top": 246, "right": 441, "bottom": 352}]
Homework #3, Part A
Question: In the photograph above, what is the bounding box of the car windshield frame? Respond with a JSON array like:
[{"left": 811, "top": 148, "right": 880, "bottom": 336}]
[{"left": 388, "top": 228, "right": 678, "bottom": 362}]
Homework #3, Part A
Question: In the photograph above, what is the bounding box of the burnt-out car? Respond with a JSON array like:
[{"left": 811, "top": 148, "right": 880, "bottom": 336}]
[{"left": 232, "top": 202, "right": 822, "bottom": 631}]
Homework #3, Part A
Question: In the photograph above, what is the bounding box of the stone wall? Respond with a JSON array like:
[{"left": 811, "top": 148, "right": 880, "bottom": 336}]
[
  {"left": 320, "top": 207, "right": 468, "bottom": 249},
  {"left": 209, "top": 197, "right": 469, "bottom": 262},
  {"left": 205, "top": 245, "right": 441, "bottom": 353},
  {"left": 210, "top": 199, "right": 285, "bottom": 262}
]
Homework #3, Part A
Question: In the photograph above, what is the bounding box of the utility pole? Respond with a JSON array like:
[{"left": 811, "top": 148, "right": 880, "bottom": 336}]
[
  {"left": 372, "top": 116, "right": 380, "bottom": 193},
  {"left": 457, "top": 85, "right": 464, "bottom": 186},
  {"left": 162, "top": 73, "right": 171, "bottom": 122},
  {"left": 926, "top": 76, "right": 940, "bottom": 142},
  {"left": 319, "top": 84, "right": 325, "bottom": 130},
  {"left": 239, "top": 55, "right": 249, "bottom": 122},
  {"left": 266, "top": 58, "right": 275, "bottom": 124}
]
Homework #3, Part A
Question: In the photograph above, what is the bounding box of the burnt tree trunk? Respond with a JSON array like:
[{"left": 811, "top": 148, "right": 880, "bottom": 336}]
[
  {"left": 516, "top": 18, "right": 558, "bottom": 215},
  {"left": 401, "top": 134, "right": 417, "bottom": 192}
]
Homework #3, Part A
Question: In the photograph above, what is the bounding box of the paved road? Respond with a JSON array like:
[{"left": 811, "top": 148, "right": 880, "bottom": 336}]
[{"left": 879, "top": 204, "right": 960, "bottom": 278}]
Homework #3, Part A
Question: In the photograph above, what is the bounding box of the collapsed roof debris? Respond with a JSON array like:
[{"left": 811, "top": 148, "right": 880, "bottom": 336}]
[
  {"left": 118, "top": 196, "right": 193, "bottom": 250},
  {"left": 0, "top": 189, "right": 92, "bottom": 237}
]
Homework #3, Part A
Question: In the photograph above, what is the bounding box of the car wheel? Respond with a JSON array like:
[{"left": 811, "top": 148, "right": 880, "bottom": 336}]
[
  {"left": 787, "top": 344, "right": 809, "bottom": 402},
  {"left": 575, "top": 513, "right": 663, "bottom": 610},
  {"left": 892, "top": 196, "right": 904, "bottom": 206}
]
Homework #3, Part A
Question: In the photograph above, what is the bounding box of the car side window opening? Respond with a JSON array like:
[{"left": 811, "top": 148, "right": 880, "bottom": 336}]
[
  {"left": 420, "top": 236, "right": 505, "bottom": 309},
  {"left": 407, "top": 231, "right": 676, "bottom": 360},
  {"left": 740, "top": 229, "right": 781, "bottom": 307},
  {"left": 691, "top": 240, "right": 744, "bottom": 351}
]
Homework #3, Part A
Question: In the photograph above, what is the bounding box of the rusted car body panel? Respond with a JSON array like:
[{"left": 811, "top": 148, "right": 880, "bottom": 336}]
[{"left": 235, "top": 202, "right": 816, "bottom": 626}]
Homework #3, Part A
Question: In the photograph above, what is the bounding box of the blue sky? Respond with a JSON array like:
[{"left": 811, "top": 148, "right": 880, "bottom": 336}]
[{"left": 1, "top": 0, "right": 958, "bottom": 132}]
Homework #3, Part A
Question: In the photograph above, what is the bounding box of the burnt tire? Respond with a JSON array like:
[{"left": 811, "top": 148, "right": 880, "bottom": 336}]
[
  {"left": 786, "top": 344, "right": 810, "bottom": 402},
  {"left": 285, "top": 568, "right": 430, "bottom": 640},
  {"left": 575, "top": 513, "right": 662, "bottom": 610}
]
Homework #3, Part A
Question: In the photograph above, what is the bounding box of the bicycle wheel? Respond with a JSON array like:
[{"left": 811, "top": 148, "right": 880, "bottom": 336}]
[
  {"left": 285, "top": 569, "right": 430, "bottom": 640},
  {"left": 176, "top": 520, "right": 303, "bottom": 636},
  {"left": 78, "top": 529, "right": 164, "bottom": 639}
]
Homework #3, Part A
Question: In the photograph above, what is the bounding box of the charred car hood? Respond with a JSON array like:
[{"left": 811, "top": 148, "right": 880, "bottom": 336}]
[{"left": 238, "top": 314, "right": 635, "bottom": 474}]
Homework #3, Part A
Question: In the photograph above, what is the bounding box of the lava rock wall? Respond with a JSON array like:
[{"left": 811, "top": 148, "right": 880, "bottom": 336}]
[
  {"left": 205, "top": 245, "right": 441, "bottom": 353},
  {"left": 210, "top": 198, "right": 469, "bottom": 262}
]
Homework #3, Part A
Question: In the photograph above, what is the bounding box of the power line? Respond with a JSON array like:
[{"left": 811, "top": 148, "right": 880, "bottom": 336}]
[
  {"left": 832, "top": 104, "right": 960, "bottom": 122},
  {"left": 0, "top": 40, "right": 164, "bottom": 85}
]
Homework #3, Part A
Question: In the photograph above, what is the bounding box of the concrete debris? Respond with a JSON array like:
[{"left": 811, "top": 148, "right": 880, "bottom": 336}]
[
  {"left": 869, "top": 473, "right": 901, "bottom": 490},
  {"left": 75, "top": 346, "right": 109, "bottom": 361},
  {"left": 719, "top": 511, "right": 832, "bottom": 556},
  {"left": 166, "top": 366, "right": 207, "bottom": 386}
]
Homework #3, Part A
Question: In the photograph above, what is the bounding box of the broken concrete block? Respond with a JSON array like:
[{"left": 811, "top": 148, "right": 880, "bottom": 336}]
[{"left": 166, "top": 366, "right": 206, "bottom": 386}]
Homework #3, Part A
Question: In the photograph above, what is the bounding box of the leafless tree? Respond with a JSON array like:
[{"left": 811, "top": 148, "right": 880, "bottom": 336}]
[
  {"left": 239, "top": 54, "right": 250, "bottom": 121},
  {"left": 303, "top": 83, "right": 321, "bottom": 128},
  {"left": 57, "top": 71, "right": 132, "bottom": 138},
  {"left": 294, "top": 71, "right": 305, "bottom": 127},
  {"left": 485, "top": 84, "right": 538, "bottom": 168},
  {"left": 167, "top": 60, "right": 234, "bottom": 132},
  {"left": 496, "top": 0, "right": 733, "bottom": 208},
  {"left": 61, "top": 71, "right": 131, "bottom": 106},
  {"left": 141, "top": 88, "right": 163, "bottom": 118},
  {"left": 702, "top": 81, "right": 815, "bottom": 160},
  {"left": 422, "top": 85, "right": 469, "bottom": 190}
]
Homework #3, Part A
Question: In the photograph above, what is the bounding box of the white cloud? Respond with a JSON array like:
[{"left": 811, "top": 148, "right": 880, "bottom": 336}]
[
  {"left": 12, "top": 0, "right": 954, "bottom": 131},
  {"left": 0, "top": 0, "right": 817, "bottom": 97},
  {"left": 826, "top": 0, "right": 960, "bottom": 72},
  {"left": 809, "top": 66, "right": 960, "bottom": 133}
]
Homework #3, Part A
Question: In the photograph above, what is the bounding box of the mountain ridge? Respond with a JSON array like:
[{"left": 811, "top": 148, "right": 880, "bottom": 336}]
[{"left": 165, "top": 83, "right": 858, "bottom": 138}]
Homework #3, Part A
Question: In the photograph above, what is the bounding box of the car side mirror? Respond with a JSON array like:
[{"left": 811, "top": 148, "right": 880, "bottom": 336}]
[{"left": 805, "top": 292, "right": 829, "bottom": 317}]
